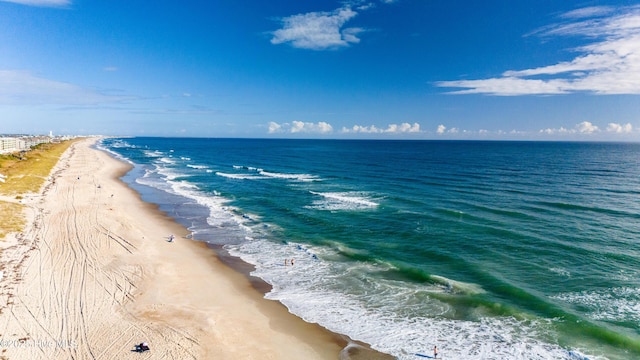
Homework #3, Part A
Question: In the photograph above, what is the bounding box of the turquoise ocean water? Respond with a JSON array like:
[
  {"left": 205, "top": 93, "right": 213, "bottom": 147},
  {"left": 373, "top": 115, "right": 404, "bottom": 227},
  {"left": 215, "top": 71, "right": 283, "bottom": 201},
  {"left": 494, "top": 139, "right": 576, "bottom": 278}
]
[{"left": 99, "top": 138, "right": 640, "bottom": 360}]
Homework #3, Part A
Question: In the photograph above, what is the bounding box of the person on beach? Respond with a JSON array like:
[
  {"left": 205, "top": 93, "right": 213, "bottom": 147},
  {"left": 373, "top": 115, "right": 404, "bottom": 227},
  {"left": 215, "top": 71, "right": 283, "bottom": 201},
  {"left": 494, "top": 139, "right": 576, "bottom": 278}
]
[
  {"left": 284, "top": 259, "right": 289, "bottom": 266},
  {"left": 134, "top": 342, "right": 150, "bottom": 352},
  {"left": 168, "top": 234, "right": 174, "bottom": 242},
  {"left": 290, "top": 258, "right": 295, "bottom": 266},
  {"left": 434, "top": 345, "right": 438, "bottom": 358}
]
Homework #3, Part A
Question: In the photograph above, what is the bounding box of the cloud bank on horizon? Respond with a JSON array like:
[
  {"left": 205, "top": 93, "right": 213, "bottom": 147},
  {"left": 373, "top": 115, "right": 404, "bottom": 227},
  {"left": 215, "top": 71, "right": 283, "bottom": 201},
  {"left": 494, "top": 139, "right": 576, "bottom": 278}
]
[{"left": 264, "top": 120, "right": 635, "bottom": 138}]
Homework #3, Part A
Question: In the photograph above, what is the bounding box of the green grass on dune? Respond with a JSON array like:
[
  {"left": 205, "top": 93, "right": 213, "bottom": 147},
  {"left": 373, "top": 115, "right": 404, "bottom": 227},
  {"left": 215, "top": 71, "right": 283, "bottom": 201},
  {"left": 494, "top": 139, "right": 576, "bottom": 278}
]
[{"left": 0, "top": 139, "right": 78, "bottom": 239}]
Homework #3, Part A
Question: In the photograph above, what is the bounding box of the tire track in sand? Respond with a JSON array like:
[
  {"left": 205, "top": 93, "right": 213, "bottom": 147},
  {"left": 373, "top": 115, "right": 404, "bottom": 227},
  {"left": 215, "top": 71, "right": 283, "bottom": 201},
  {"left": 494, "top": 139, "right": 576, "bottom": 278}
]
[{"left": 0, "top": 140, "right": 201, "bottom": 359}]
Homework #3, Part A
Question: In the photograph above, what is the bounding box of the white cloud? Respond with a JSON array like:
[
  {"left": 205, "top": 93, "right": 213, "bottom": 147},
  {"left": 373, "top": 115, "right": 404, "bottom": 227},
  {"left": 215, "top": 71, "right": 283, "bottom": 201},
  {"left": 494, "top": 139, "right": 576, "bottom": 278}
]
[
  {"left": 606, "top": 122, "right": 633, "bottom": 133},
  {"left": 437, "top": 6, "right": 640, "bottom": 95},
  {"left": 341, "top": 122, "right": 421, "bottom": 134},
  {"left": 540, "top": 127, "right": 569, "bottom": 135},
  {"left": 576, "top": 121, "right": 599, "bottom": 133},
  {"left": 271, "top": 7, "right": 363, "bottom": 50},
  {"left": 347, "top": 121, "right": 640, "bottom": 139},
  {"left": 560, "top": 6, "right": 614, "bottom": 19},
  {"left": 0, "top": 70, "right": 132, "bottom": 105},
  {"left": 0, "top": 0, "right": 70, "bottom": 7},
  {"left": 268, "top": 122, "right": 282, "bottom": 133},
  {"left": 387, "top": 122, "right": 420, "bottom": 133},
  {"left": 539, "top": 121, "right": 601, "bottom": 135},
  {"left": 436, "top": 124, "right": 460, "bottom": 135},
  {"left": 292, "top": 120, "right": 333, "bottom": 133},
  {"left": 437, "top": 77, "right": 569, "bottom": 96},
  {"left": 269, "top": 1, "right": 403, "bottom": 50},
  {"left": 268, "top": 121, "right": 333, "bottom": 134},
  {"left": 356, "top": 2, "right": 375, "bottom": 11},
  {"left": 342, "top": 124, "right": 382, "bottom": 133}
]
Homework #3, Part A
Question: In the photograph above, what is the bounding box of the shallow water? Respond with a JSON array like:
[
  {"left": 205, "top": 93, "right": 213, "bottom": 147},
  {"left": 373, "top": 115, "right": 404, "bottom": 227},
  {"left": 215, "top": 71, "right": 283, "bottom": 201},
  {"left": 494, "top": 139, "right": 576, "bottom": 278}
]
[{"left": 100, "top": 138, "right": 640, "bottom": 360}]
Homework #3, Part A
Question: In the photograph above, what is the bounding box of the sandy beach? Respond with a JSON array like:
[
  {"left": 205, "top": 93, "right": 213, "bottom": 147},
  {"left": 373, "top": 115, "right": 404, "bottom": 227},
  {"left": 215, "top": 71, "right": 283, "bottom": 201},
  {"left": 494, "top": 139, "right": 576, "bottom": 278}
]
[{"left": 0, "top": 138, "right": 390, "bottom": 359}]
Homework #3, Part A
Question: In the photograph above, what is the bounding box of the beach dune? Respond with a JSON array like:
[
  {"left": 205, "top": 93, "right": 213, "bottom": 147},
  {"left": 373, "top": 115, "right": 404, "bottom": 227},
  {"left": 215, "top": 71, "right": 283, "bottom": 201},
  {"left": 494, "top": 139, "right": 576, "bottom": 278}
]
[{"left": 0, "top": 138, "right": 389, "bottom": 359}]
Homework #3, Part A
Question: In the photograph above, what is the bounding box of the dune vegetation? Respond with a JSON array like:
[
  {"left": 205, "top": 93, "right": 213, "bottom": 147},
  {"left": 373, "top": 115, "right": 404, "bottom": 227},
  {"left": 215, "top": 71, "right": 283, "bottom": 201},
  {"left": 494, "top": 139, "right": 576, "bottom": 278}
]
[{"left": 0, "top": 139, "right": 76, "bottom": 239}]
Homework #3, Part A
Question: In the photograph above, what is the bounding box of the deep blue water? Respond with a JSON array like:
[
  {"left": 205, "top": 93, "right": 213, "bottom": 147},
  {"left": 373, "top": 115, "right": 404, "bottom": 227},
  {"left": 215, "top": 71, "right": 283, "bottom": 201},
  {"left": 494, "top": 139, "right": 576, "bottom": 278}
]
[{"left": 99, "top": 138, "right": 640, "bottom": 360}]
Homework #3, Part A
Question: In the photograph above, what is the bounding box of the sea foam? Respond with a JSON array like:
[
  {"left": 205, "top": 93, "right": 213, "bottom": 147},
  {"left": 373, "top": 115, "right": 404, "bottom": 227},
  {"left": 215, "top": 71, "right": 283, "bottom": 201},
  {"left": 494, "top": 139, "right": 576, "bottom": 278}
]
[
  {"left": 226, "top": 237, "right": 591, "bottom": 360},
  {"left": 307, "top": 191, "right": 379, "bottom": 211}
]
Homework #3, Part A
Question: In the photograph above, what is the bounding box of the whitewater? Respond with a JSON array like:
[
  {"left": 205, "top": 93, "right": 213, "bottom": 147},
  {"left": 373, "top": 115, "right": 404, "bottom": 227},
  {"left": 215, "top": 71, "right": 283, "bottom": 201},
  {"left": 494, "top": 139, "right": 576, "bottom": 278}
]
[{"left": 100, "top": 138, "right": 640, "bottom": 360}]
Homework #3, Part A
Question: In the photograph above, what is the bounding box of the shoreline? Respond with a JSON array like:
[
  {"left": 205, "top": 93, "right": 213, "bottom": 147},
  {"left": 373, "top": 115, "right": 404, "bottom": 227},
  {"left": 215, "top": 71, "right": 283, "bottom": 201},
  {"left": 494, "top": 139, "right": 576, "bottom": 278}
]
[
  {"left": 106, "top": 140, "right": 396, "bottom": 360},
  {"left": 0, "top": 137, "right": 393, "bottom": 359}
]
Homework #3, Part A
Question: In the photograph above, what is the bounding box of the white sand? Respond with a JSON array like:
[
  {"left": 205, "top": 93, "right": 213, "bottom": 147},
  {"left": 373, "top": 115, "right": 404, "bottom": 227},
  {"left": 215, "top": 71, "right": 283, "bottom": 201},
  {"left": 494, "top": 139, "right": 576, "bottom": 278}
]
[{"left": 0, "top": 138, "right": 353, "bottom": 359}]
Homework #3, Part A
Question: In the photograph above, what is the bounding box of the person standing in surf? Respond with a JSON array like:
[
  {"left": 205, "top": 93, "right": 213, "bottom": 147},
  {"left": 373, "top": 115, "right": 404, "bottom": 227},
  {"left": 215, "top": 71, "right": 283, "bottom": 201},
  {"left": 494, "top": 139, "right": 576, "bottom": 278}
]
[{"left": 434, "top": 345, "right": 438, "bottom": 358}]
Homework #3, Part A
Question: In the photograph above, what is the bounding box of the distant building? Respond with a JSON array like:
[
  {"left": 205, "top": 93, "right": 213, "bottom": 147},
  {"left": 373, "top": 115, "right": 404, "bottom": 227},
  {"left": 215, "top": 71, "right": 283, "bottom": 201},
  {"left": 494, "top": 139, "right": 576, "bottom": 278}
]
[
  {"left": 0, "top": 137, "right": 18, "bottom": 153},
  {"left": 0, "top": 135, "right": 51, "bottom": 154}
]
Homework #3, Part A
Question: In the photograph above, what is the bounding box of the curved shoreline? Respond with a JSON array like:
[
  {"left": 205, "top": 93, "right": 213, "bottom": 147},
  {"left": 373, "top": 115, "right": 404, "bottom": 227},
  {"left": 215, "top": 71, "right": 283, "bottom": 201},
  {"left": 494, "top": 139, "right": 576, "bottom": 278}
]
[
  {"left": 106, "top": 138, "right": 396, "bottom": 360},
  {"left": 0, "top": 137, "right": 393, "bottom": 359}
]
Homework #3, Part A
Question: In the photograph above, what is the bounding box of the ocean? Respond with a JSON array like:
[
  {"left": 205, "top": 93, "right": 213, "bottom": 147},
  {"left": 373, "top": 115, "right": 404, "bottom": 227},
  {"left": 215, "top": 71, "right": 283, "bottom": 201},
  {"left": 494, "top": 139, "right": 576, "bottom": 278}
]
[{"left": 98, "top": 138, "right": 640, "bottom": 360}]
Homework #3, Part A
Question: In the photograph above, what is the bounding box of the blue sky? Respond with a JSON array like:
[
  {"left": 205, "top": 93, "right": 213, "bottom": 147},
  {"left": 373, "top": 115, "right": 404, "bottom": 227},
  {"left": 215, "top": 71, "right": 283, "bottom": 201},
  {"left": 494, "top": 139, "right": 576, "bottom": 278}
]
[{"left": 1, "top": 0, "right": 639, "bottom": 140}]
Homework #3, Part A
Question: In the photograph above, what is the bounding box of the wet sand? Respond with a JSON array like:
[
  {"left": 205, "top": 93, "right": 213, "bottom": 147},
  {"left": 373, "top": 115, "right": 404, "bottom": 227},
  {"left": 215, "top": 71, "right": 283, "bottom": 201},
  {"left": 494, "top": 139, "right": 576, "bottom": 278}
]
[{"left": 0, "top": 137, "right": 393, "bottom": 359}]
